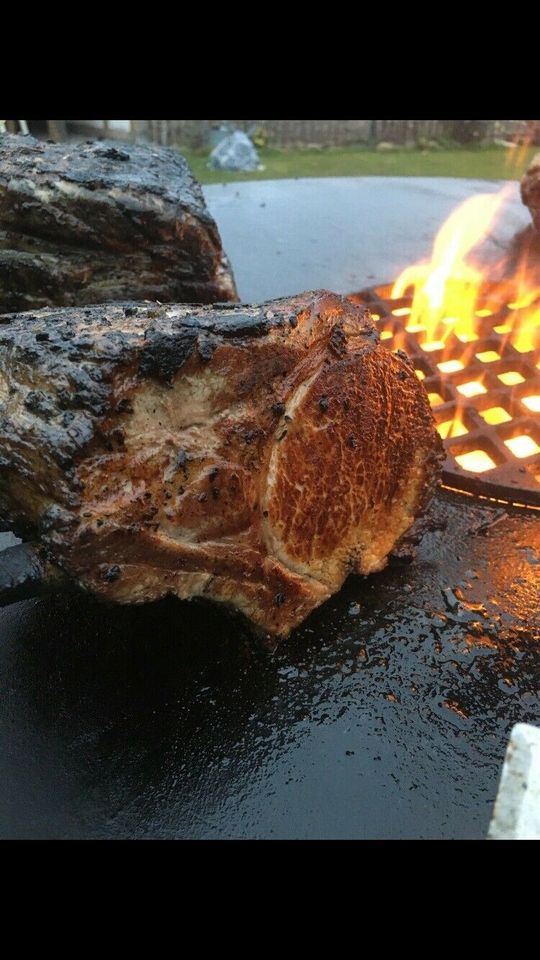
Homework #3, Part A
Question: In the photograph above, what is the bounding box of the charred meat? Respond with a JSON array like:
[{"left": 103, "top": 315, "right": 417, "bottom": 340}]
[
  {"left": 0, "top": 291, "right": 442, "bottom": 635},
  {"left": 0, "top": 134, "right": 237, "bottom": 312},
  {"left": 521, "top": 152, "right": 540, "bottom": 233}
]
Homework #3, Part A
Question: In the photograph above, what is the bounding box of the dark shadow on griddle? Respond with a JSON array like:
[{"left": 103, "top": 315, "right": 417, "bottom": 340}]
[
  {"left": 1, "top": 490, "right": 539, "bottom": 837},
  {"left": 4, "top": 489, "right": 539, "bottom": 751},
  {"left": 4, "top": 590, "right": 275, "bottom": 742}
]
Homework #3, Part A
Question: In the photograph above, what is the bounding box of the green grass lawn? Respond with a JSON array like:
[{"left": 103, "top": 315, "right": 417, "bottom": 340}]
[{"left": 181, "top": 145, "right": 536, "bottom": 185}]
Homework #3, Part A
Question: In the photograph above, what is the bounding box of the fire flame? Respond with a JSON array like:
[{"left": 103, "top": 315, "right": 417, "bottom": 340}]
[
  {"left": 391, "top": 189, "right": 509, "bottom": 344},
  {"left": 387, "top": 182, "right": 540, "bottom": 475}
]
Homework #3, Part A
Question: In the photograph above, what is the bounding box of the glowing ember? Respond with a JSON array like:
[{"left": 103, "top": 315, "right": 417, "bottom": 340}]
[
  {"left": 508, "top": 290, "right": 539, "bottom": 310},
  {"left": 522, "top": 396, "right": 540, "bottom": 413},
  {"left": 500, "top": 265, "right": 540, "bottom": 354},
  {"left": 498, "top": 371, "right": 525, "bottom": 386},
  {"left": 415, "top": 369, "right": 426, "bottom": 380},
  {"left": 480, "top": 407, "right": 512, "bottom": 425},
  {"left": 405, "top": 323, "right": 426, "bottom": 333},
  {"left": 438, "top": 359, "right": 464, "bottom": 373},
  {"left": 455, "top": 450, "right": 496, "bottom": 473},
  {"left": 457, "top": 381, "right": 487, "bottom": 398},
  {"left": 505, "top": 435, "right": 540, "bottom": 458},
  {"left": 380, "top": 330, "right": 393, "bottom": 340},
  {"left": 512, "top": 336, "right": 536, "bottom": 353},
  {"left": 421, "top": 340, "right": 445, "bottom": 352},
  {"left": 476, "top": 350, "right": 500, "bottom": 363},
  {"left": 428, "top": 392, "right": 444, "bottom": 407},
  {"left": 494, "top": 323, "right": 512, "bottom": 334},
  {"left": 392, "top": 307, "right": 410, "bottom": 316},
  {"left": 437, "top": 420, "right": 468, "bottom": 439},
  {"left": 475, "top": 308, "right": 493, "bottom": 317}
]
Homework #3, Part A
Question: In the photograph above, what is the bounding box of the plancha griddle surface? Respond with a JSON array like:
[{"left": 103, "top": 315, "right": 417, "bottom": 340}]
[
  {"left": 0, "top": 490, "right": 539, "bottom": 839},
  {"left": 0, "top": 178, "right": 539, "bottom": 839}
]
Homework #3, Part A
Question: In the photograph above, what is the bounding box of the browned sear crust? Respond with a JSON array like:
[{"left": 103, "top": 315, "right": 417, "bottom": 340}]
[{"left": 0, "top": 291, "right": 443, "bottom": 635}]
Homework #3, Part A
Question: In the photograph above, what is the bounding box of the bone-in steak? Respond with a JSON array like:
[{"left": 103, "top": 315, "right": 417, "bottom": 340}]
[
  {"left": 0, "top": 134, "right": 238, "bottom": 312},
  {"left": 0, "top": 291, "right": 443, "bottom": 635}
]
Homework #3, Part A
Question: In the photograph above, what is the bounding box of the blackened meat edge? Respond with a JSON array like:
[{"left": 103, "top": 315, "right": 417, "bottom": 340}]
[
  {"left": 0, "top": 134, "right": 238, "bottom": 312},
  {"left": 0, "top": 292, "right": 443, "bottom": 635}
]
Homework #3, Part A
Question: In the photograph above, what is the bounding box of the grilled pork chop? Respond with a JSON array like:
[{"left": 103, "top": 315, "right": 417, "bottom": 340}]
[
  {"left": 0, "top": 134, "right": 238, "bottom": 312},
  {"left": 0, "top": 291, "right": 442, "bottom": 635}
]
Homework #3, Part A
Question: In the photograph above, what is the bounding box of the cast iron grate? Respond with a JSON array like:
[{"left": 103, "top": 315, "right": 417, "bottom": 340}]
[{"left": 349, "top": 284, "right": 540, "bottom": 507}]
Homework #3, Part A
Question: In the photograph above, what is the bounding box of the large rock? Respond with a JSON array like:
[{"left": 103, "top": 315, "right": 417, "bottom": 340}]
[
  {"left": 208, "top": 130, "right": 261, "bottom": 172},
  {"left": 0, "top": 135, "right": 238, "bottom": 313}
]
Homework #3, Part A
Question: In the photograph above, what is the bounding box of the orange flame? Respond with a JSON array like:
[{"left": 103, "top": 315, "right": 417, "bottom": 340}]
[
  {"left": 391, "top": 189, "right": 509, "bottom": 344},
  {"left": 387, "top": 179, "right": 540, "bottom": 472},
  {"left": 504, "top": 121, "right": 536, "bottom": 177}
]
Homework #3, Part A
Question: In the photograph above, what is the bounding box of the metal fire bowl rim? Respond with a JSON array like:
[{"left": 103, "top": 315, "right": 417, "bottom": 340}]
[{"left": 348, "top": 282, "right": 540, "bottom": 510}]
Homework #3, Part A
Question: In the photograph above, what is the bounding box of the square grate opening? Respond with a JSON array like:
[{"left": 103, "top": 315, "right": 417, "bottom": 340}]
[{"left": 349, "top": 283, "right": 540, "bottom": 507}]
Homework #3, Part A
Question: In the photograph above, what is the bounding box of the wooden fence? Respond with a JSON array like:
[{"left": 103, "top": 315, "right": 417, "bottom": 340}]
[{"left": 132, "top": 120, "right": 530, "bottom": 148}]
